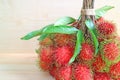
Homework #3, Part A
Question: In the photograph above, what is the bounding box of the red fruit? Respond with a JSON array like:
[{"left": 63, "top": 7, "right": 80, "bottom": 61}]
[
  {"left": 79, "top": 43, "right": 94, "bottom": 60},
  {"left": 109, "top": 61, "right": 120, "bottom": 79},
  {"left": 94, "top": 72, "right": 112, "bottom": 80},
  {"left": 49, "top": 66, "right": 59, "bottom": 80},
  {"left": 92, "top": 55, "right": 105, "bottom": 72},
  {"left": 39, "top": 47, "right": 53, "bottom": 70},
  {"left": 57, "top": 65, "right": 72, "bottom": 80},
  {"left": 54, "top": 34, "right": 75, "bottom": 47},
  {"left": 40, "top": 61, "right": 50, "bottom": 71},
  {"left": 117, "top": 78, "right": 120, "bottom": 80},
  {"left": 40, "top": 37, "right": 53, "bottom": 45},
  {"left": 97, "top": 21, "right": 115, "bottom": 35},
  {"left": 73, "top": 64, "right": 93, "bottom": 80},
  {"left": 54, "top": 46, "right": 74, "bottom": 66},
  {"left": 103, "top": 42, "right": 119, "bottom": 61}
]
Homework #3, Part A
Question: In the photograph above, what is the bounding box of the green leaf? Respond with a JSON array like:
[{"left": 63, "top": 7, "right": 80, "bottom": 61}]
[
  {"left": 21, "top": 29, "right": 42, "bottom": 40},
  {"left": 37, "top": 34, "right": 49, "bottom": 41},
  {"left": 42, "top": 25, "right": 79, "bottom": 34},
  {"left": 85, "top": 19, "right": 97, "bottom": 36},
  {"left": 85, "top": 19, "right": 99, "bottom": 54},
  {"left": 54, "top": 16, "right": 76, "bottom": 26},
  {"left": 69, "top": 30, "right": 83, "bottom": 64},
  {"left": 95, "top": 5, "right": 114, "bottom": 19},
  {"left": 21, "top": 24, "right": 54, "bottom": 40}
]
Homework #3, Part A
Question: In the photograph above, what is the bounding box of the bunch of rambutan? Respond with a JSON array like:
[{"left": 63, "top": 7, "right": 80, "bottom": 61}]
[
  {"left": 37, "top": 18, "right": 120, "bottom": 80},
  {"left": 21, "top": 5, "right": 120, "bottom": 80}
]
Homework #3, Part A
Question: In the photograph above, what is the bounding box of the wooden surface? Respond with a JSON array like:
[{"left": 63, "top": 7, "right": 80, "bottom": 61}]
[{"left": 0, "top": 53, "right": 54, "bottom": 80}]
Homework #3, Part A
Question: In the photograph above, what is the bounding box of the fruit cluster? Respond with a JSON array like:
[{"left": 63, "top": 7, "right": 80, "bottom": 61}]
[{"left": 38, "top": 17, "right": 120, "bottom": 80}]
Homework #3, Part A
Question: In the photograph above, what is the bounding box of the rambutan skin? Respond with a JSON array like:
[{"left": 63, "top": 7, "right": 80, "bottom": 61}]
[
  {"left": 109, "top": 61, "right": 120, "bottom": 79},
  {"left": 54, "top": 46, "right": 74, "bottom": 66},
  {"left": 49, "top": 65, "right": 59, "bottom": 80},
  {"left": 57, "top": 65, "right": 72, "bottom": 80},
  {"left": 40, "top": 37, "right": 53, "bottom": 46},
  {"left": 73, "top": 64, "right": 93, "bottom": 80},
  {"left": 54, "top": 34, "right": 76, "bottom": 47},
  {"left": 94, "top": 72, "right": 112, "bottom": 80},
  {"left": 92, "top": 55, "right": 106, "bottom": 72},
  {"left": 39, "top": 46, "right": 54, "bottom": 71},
  {"left": 97, "top": 21, "right": 116, "bottom": 35},
  {"left": 116, "top": 78, "right": 120, "bottom": 80},
  {"left": 103, "top": 42, "right": 119, "bottom": 61},
  {"left": 79, "top": 43, "right": 94, "bottom": 61}
]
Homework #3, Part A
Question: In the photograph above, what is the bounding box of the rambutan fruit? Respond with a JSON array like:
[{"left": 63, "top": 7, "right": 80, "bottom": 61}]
[
  {"left": 39, "top": 46, "right": 54, "bottom": 71},
  {"left": 97, "top": 21, "right": 116, "bottom": 36},
  {"left": 49, "top": 65, "right": 59, "bottom": 79},
  {"left": 40, "top": 37, "right": 53, "bottom": 46},
  {"left": 92, "top": 55, "right": 106, "bottom": 72},
  {"left": 109, "top": 61, "right": 120, "bottom": 79},
  {"left": 49, "top": 65, "right": 72, "bottom": 80},
  {"left": 78, "top": 43, "right": 94, "bottom": 61},
  {"left": 94, "top": 72, "right": 112, "bottom": 80},
  {"left": 103, "top": 42, "right": 119, "bottom": 61},
  {"left": 54, "top": 34, "right": 76, "bottom": 47},
  {"left": 54, "top": 46, "right": 74, "bottom": 66},
  {"left": 116, "top": 78, "right": 120, "bottom": 80},
  {"left": 57, "top": 65, "right": 72, "bottom": 80},
  {"left": 73, "top": 64, "right": 93, "bottom": 80}
]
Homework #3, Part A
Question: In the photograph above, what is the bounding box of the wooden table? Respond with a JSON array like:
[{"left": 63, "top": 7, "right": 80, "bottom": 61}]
[{"left": 0, "top": 53, "right": 54, "bottom": 80}]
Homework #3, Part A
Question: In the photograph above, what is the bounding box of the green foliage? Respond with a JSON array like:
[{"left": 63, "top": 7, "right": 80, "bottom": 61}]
[
  {"left": 21, "top": 24, "right": 78, "bottom": 40},
  {"left": 37, "top": 34, "right": 49, "bottom": 41},
  {"left": 95, "top": 5, "right": 114, "bottom": 19},
  {"left": 85, "top": 19, "right": 99, "bottom": 54},
  {"left": 69, "top": 30, "right": 83, "bottom": 64},
  {"left": 21, "top": 24, "right": 54, "bottom": 40},
  {"left": 42, "top": 25, "right": 78, "bottom": 34},
  {"left": 54, "top": 16, "right": 76, "bottom": 26}
]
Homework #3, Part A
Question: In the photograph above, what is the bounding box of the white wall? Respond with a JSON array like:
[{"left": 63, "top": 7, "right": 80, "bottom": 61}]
[{"left": 0, "top": 0, "right": 120, "bottom": 53}]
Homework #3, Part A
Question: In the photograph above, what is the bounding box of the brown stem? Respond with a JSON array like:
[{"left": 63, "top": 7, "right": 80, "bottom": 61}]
[{"left": 79, "top": 0, "right": 95, "bottom": 41}]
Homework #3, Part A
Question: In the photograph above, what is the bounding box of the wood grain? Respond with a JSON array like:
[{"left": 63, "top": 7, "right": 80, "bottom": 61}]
[{"left": 0, "top": 53, "right": 54, "bottom": 80}]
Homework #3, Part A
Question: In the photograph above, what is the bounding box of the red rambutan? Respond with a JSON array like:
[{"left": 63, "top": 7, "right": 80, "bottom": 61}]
[
  {"left": 97, "top": 21, "right": 115, "bottom": 35},
  {"left": 116, "top": 78, "right": 120, "bottom": 80},
  {"left": 39, "top": 46, "right": 54, "bottom": 71},
  {"left": 57, "top": 65, "right": 72, "bottom": 80},
  {"left": 40, "top": 37, "right": 53, "bottom": 46},
  {"left": 109, "top": 61, "right": 120, "bottom": 79},
  {"left": 54, "top": 46, "right": 74, "bottom": 66},
  {"left": 49, "top": 65, "right": 59, "bottom": 79},
  {"left": 94, "top": 72, "right": 112, "bottom": 80},
  {"left": 54, "top": 34, "right": 76, "bottom": 47},
  {"left": 73, "top": 64, "right": 93, "bottom": 80},
  {"left": 92, "top": 55, "right": 106, "bottom": 72},
  {"left": 103, "top": 42, "right": 119, "bottom": 61},
  {"left": 79, "top": 43, "right": 94, "bottom": 61}
]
